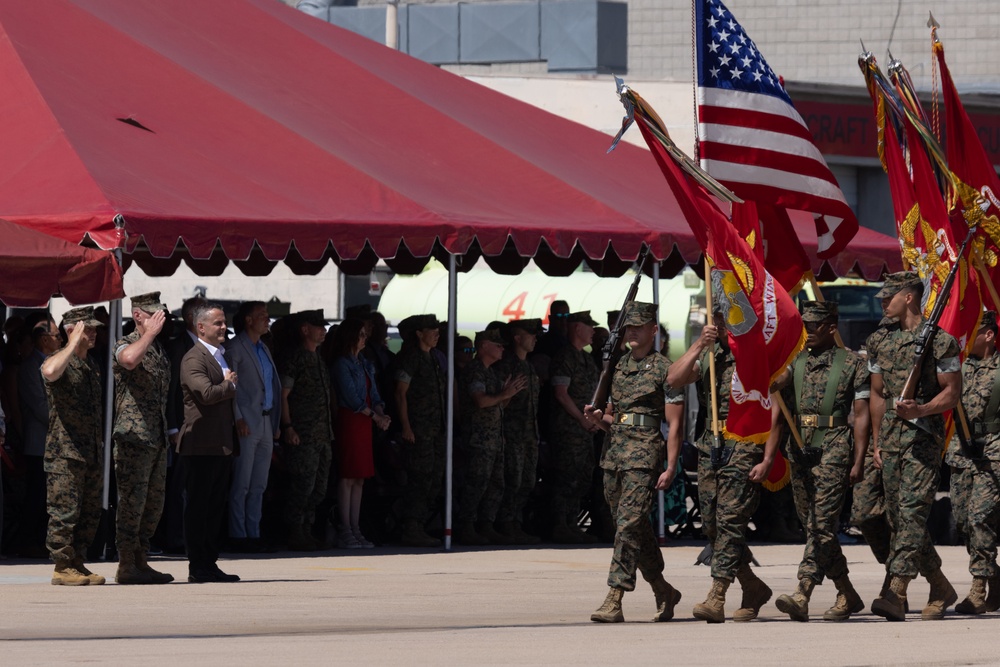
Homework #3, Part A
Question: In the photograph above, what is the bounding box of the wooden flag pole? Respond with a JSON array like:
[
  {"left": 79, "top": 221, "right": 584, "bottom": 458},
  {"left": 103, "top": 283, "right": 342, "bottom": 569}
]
[
  {"left": 808, "top": 273, "right": 847, "bottom": 349},
  {"left": 775, "top": 393, "right": 805, "bottom": 449},
  {"left": 705, "top": 256, "right": 722, "bottom": 439},
  {"left": 974, "top": 256, "right": 1000, "bottom": 314}
]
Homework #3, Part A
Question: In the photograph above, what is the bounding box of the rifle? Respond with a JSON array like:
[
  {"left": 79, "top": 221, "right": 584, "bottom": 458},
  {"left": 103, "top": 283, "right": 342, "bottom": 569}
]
[
  {"left": 897, "top": 225, "right": 976, "bottom": 449},
  {"left": 590, "top": 247, "right": 651, "bottom": 409},
  {"left": 899, "top": 225, "right": 976, "bottom": 401}
]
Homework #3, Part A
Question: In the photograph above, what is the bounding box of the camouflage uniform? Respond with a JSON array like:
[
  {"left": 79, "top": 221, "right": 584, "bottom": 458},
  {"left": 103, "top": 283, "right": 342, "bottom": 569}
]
[
  {"left": 496, "top": 353, "right": 540, "bottom": 523},
  {"left": 395, "top": 345, "right": 447, "bottom": 525},
  {"left": 458, "top": 358, "right": 505, "bottom": 523},
  {"left": 602, "top": 350, "right": 683, "bottom": 590},
  {"left": 45, "top": 352, "right": 104, "bottom": 565},
  {"left": 695, "top": 343, "right": 762, "bottom": 581},
  {"left": 950, "top": 351, "right": 1000, "bottom": 578},
  {"left": 788, "top": 344, "right": 870, "bottom": 584},
  {"left": 548, "top": 344, "right": 599, "bottom": 525},
  {"left": 946, "top": 443, "right": 974, "bottom": 546},
  {"left": 281, "top": 346, "right": 333, "bottom": 528},
  {"left": 113, "top": 329, "right": 170, "bottom": 555},
  {"left": 850, "top": 319, "right": 898, "bottom": 565},
  {"left": 867, "top": 320, "right": 961, "bottom": 578}
]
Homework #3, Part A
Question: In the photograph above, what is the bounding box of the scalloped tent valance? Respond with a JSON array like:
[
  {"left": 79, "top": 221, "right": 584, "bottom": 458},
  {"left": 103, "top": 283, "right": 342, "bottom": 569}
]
[{"left": 0, "top": 0, "right": 900, "bottom": 280}]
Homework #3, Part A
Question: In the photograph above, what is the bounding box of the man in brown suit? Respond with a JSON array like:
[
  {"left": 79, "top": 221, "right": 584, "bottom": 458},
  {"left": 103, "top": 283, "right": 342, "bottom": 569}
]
[{"left": 178, "top": 303, "right": 240, "bottom": 583}]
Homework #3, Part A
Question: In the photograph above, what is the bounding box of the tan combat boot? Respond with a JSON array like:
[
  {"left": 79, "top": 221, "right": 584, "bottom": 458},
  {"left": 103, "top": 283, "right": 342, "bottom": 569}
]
[
  {"left": 52, "top": 562, "right": 91, "bottom": 586},
  {"left": 955, "top": 576, "right": 988, "bottom": 615},
  {"left": 693, "top": 578, "right": 730, "bottom": 623},
  {"left": 986, "top": 577, "right": 1000, "bottom": 613},
  {"left": 922, "top": 568, "right": 958, "bottom": 620},
  {"left": 871, "top": 574, "right": 910, "bottom": 621},
  {"left": 590, "top": 587, "right": 626, "bottom": 623},
  {"left": 116, "top": 550, "right": 154, "bottom": 585},
  {"left": 71, "top": 557, "right": 106, "bottom": 585},
  {"left": 135, "top": 550, "right": 174, "bottom": 584},
  {"left": 287, "top": 524, "right": 319, "bottom": 551},
  {"left": 650, "top": 576, "right": 682, "bottom": 622},
  {"left": 823, "top": 576, "right": 864, "bottom": 621},
  {"left": 399, "top": 520, "right": 441, "bottom": 548},
  {"left": 873, "top": 571, "right": 909, "bottom": 613},
  {"left": 454, "top": 521, "right": 489, "bottom": 546},
  {"left": 775, "top": 578, "right": 815, "bottom": 622},
  {"left": 733, "top": 563, "right": 772, "bottom": 622}
]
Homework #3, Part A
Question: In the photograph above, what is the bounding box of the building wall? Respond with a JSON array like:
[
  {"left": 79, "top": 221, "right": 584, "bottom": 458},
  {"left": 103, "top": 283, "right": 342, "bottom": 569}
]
[{"left": 347, "top": 0, "right": 1000, "bottom": 89}]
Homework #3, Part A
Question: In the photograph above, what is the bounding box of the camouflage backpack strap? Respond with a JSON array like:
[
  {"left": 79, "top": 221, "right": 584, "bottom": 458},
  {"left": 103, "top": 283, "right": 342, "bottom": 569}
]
[{"left": 795, "top": 349, "right": 847, "bottom": 449}]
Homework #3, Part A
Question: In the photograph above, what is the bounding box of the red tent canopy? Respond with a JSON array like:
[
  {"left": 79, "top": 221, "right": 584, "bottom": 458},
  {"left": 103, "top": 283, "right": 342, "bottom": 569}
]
[
  {"left": 0, "top": 0, "right": 901, "bottom": 279},
  {"left": 0, "top": 220, "right": 124, "bottom": 307}
]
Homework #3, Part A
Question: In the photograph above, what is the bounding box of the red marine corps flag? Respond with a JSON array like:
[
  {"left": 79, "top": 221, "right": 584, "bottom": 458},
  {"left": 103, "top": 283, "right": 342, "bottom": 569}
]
[
  {"left": 934, "top": 34, "right": 1000, "bottom": 312},
  {"left": 610, "top": 82, "right": 805, "bottom": 443}
]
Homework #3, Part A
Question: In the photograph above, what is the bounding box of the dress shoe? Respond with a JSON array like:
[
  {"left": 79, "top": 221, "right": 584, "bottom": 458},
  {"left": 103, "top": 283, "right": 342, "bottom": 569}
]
[{"left": 188, "top": 568, "right": 219, "bottom": 583}]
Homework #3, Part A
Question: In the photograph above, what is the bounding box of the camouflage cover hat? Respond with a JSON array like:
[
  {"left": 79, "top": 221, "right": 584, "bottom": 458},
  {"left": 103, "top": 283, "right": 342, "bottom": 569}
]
[
  {"left": 344, "top": 304, "right": 372, "bottom": 320},
  {"left": 982, "top": 310, "right": 997, "bottom": 330},
  {"left": 474, "top": 328, "right": 506, "bottom": 347},
  {"left": 62, "top": 306, "right": 104, "bottom": 328},
  {"left": 874, "top": 271, "right": 922, "bottom": 298},
  {"left": 800, "top": 300, "right": 838, "bottom": 323},
  {"left": 399, "top": 314, "right": 439, "bottom": 340},
  {"left": 295, "top": 309, "right": 326, "bottom": 327},
  {"left": 130, "top": 291, "right": 167, "bottom": 314},
  {"left": 567, "top": 311, "right": 598, "bottom": 326},
  {"left": 623, "top": 301, "right": 657, "bottom": 327},
  {"left": 506, "top": 318, "right": 543, "bottom": 336}
]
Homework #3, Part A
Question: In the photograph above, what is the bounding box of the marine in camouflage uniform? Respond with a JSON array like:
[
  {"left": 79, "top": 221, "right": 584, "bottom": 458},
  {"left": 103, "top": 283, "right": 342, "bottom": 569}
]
[
  {"left": 280, "top": 310, "right": 334, "bottom": 548},
  {"left": 586, "top": 302, "right": 685, "bottom": 624},
  {"left": 851, "top": 316, "right": 898, "bottom": 572},
  {"left": 867, "top": 272, "right": 962, "bottom": 621},
  {"left": 43, "top": 307, "right": 106, "bottom": 586},
  {"left": 495, "top": 319, "right": 543, "bottom": 544},
  {"left": 112, "top": 292, "right": 173, "bottom": 584},
  {"left": 774, "top": 301, "right": 869, "bottom": 621},
  {"left": 394, "top": 314, "right": 447, "bottom": 547},
  {"left": 668, "top": 310, "right": 774, "bottom": 623},
  {"left": 548, "top": 311, "right": 601, "bottom": 543},
  {"left": 950, "top": 311, "right": 1000, "bottom": 614},
  {"left": 455, "top": 328, "right": 525, "bottom": 545}
]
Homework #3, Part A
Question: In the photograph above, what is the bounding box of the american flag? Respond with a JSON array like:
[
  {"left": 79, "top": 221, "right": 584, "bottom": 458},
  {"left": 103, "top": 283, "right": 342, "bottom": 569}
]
[{"left": 696, "top": 0, "right": 858, "bottom": 258}]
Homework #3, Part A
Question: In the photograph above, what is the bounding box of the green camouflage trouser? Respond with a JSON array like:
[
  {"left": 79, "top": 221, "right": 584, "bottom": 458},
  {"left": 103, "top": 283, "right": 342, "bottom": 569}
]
[
  {"left": 698, "top": 443, "right": 762, "bottom": 581},
  {"left": 850, "top": 452, "right": 891, "bottom": 564},
  {"left": 967, "top": 460, "right": 1000, "bottom": 578},
  {"left": 45, "top": 454, "right": 103, "bottom": 565},
  {"left": 497, "top": 435, "right": 538, "bottom": 523},
  {"left": 114, "top": 439, "right": 168, "bottom": 553},
  {"left": 283, "top": 437, "right": 332, "bottom": 527},
  {"left": 881, "top": 435, "right": 942, "bottom": 578},
  {"left": 790, "top": 457, "right": 850, "bottom": 583},
  {"left": 550, "top": 429, "right": 595, "bottom": 524},
  {"left": 950, "top": 464, "right": 973, "bottom": 546},
  {"left": 604, "top": 468, "right": 663, "bottom": 591},
  {"left": 458, "top": 438, "right": 504, "bottom": 523},
  {"left": 400, "top": 430, "right": 446, "bottom": 524}
]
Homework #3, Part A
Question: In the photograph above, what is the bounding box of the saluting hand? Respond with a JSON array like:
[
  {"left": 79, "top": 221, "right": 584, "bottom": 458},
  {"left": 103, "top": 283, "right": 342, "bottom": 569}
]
[{"left": 145, "top": 309, "right": 166, "bottom": 337}]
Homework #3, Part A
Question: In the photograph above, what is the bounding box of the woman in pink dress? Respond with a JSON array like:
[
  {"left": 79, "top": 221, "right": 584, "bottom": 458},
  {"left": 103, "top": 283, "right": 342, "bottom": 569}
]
[{"left": 331, "top": 319, "right": 390, "bottom": 548}]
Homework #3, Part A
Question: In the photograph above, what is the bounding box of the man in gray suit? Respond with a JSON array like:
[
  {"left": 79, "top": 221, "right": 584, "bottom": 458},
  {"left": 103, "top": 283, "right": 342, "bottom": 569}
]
[
  {"left": 226, "top": 301, "right": 281, "bottom": 552},
  {"left": 179, "top": 303, "right": 240, "bottom": 583}
]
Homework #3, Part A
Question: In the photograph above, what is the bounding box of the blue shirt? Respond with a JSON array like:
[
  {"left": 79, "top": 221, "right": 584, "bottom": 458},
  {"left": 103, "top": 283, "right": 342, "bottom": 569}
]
[{"left": 255, "top": 340, "right": 275, "bottom": 409}]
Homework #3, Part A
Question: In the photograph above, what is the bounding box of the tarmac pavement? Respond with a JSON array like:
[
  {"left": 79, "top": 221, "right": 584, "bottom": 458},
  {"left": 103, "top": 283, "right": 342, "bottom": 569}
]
[{"left": 0, "top": 541, "right": 997, "bottom": 666}]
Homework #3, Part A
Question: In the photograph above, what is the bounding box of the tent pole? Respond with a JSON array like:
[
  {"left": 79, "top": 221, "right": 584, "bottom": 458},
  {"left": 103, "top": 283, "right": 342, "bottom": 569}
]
[
  {"left": 652, "top": 262, "right": 666, "bottom": 544},
  {"left": 444, "top": 253, "right": 457, "bottom": 551},
  {"left": 101, "top": 245, "right": 123, "bottom": 559}
]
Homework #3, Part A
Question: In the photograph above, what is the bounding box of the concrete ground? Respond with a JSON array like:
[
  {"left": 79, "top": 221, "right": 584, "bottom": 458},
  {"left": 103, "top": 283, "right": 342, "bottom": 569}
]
[{"left": 0, "top": 542, "right": 996, "bottom": 666}]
